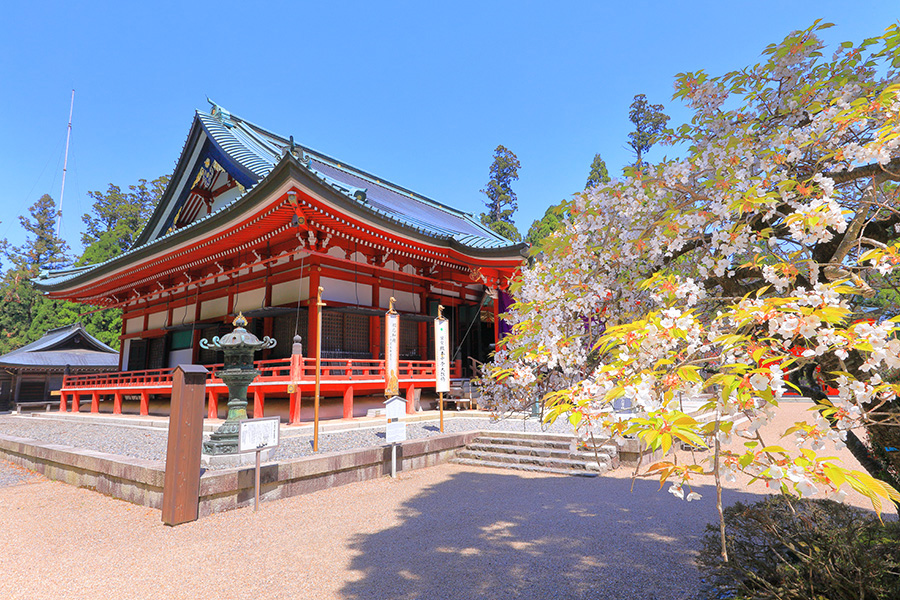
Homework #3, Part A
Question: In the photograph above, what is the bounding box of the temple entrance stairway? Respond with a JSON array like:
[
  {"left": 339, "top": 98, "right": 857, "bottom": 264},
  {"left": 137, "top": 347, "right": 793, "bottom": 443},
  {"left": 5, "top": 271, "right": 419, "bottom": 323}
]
[{"left": 452, "top": 430, "right": 620, "bottom": 477}]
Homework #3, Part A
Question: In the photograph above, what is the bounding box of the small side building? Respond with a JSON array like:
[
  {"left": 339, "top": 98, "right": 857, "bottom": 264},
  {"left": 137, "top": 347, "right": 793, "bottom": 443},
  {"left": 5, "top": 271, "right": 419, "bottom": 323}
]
[{"left": 0, "top": 323, "right": 119, "bottom": 411}]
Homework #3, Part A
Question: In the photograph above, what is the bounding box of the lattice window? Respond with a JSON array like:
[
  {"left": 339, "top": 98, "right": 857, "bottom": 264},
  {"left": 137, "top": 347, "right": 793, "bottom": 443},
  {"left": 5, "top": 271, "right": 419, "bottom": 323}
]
[
  {"left": 127, "top": 339, "right": 147, "bottom": 371},
  {"left": 271, "top": 310, "right": 308, "bottom": 359},
  {"left": 344, "top": 313, "right": 369, "bottom": 355},
  {"left": 18, "top": 381, "right": 47, "bottom": 402},
  {"left": 147, "top": 337, "right": 166, "bottom": 369},
  {"left": 198, "top": 323, "right": 230, "bottom": 365},
  {"left": 320, "top": 311, "right": 371, "bottom": 359},
  {"left": 321, "top": 312, "right": 344, "bottom": 354},
  {"left": 400, "top": 319, "right": 420, "bottom": 360}
]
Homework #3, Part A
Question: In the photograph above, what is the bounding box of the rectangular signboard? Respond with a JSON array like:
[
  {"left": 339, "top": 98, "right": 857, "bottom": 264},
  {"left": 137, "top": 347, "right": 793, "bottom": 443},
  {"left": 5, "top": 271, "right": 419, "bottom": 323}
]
[
  {"left": 385, "top": 311, "right": 400, "bottom": 397},
  {"left": 238, "top": 417, "right": 281, "bottom": 453},
  {"left": 386, "top": 417, "right": 407, "bottom": 443},
  {"left": 385, "top": 396, "right": 407, "bottom": 444},
  {"left": 434, "top": 317, "right": 450, "bottom": 393}
]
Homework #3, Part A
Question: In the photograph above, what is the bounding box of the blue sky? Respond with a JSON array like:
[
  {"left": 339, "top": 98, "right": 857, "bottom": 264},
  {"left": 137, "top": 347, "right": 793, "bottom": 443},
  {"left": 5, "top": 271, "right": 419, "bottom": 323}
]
[{"left": 1, "top": 1, "right": 896, "bottom": 256}]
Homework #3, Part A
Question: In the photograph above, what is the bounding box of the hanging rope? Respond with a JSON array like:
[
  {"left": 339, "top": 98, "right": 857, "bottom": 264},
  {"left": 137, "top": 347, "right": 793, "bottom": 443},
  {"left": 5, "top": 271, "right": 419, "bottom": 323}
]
[
  {"left": 294, "top": 252, "right": 306, "bottom": 338},
  {"left": 261, "top": 241, "right": 270, "bottom": 311},
  {"left": 354, "top": 240, "right": 360, "bottom": 307}
]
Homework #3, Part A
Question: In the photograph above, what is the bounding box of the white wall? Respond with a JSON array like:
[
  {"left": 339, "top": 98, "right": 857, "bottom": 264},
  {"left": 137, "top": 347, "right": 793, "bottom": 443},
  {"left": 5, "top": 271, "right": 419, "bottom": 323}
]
[
  {"left": 321, "top": 276, "right": 372, "bottom": 306},
  {"left": 168, "top": 348, "right": 193, "bottom": 369}
]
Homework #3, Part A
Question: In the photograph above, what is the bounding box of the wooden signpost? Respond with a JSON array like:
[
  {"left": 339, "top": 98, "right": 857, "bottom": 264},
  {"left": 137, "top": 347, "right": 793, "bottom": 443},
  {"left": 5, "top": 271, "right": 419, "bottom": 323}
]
[
  {"left": 238, "top": 416, "right": 280, "bottom": 511},
  {"left": 161, "top": 364, "right": 208, "bottom": 526},
  {"left": 434, "top": 305, "right": 450, "bottom": 432},
  {"left": 385, "top": 297, "right": 400, "bottom": 398}
]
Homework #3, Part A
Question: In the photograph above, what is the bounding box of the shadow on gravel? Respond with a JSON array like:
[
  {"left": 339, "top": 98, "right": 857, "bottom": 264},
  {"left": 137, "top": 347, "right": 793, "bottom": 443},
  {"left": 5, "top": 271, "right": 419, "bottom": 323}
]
[{"left": 341, "top": 470, "right": 765, "bottom": 600}]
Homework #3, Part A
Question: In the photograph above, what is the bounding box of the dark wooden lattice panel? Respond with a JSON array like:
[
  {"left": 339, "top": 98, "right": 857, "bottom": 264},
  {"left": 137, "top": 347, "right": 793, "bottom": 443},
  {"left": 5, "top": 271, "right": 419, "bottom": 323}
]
[
  {"left": 128, "top": 339, "right": 147, "bottom": 371},
  {"left": 321, "top": 311, "right": 344, "bottom": 353},
  {"left": 400, "top": 319, "right": 420, "bottom": 359},
  {"left": 271, "top": 310, "right": 308, "bottom": 358},
  {"left": 147, "top": 336, "right": 167, "bottom": 370},
  {"left": 344, "top": 313, "right": 369, "bottom": 355},
  {"left": 198, "top": 324, "right": 228, "bottom": 365},
  {"left": 18, "top": 381, "right": 47, "bottom": 402}
]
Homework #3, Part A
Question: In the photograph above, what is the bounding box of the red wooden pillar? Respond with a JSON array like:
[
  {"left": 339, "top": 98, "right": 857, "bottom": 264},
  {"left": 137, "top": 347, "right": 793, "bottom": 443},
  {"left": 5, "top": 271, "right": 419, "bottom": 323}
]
[
  {"left": 91, "top": 391, "right": 100, "bottom": 413},
  {"left": 253, "top": 389, "right": 265, "bottom": 418},
  {"left": 418, "top": 290, "right": 428, "bottom": 359},
  {"left": 289, "top": 340, "right": 303, "bottom": 424},
  {"left": 140, "top": 391, "right": 150, "bottom": 416},
  {"left": 59, "top": 391, "right": 67, "bottom": 413},
  {"left": 113, "top": 391, "right": 123, "bottom": 415},
  {"left": 343, "top": 385, "right": 354, "bottom": 419},
  {"left": 207, "top": 390, "right": 219, "bottom": 420},
  {"left": 406, "top": 385, "right": 416, "bottom": 414},
  {"left": 118, "top": 317, "right": 127, "bottom": 371},
  {"left": 418, "top": 321, "right": 427, "bottom": 362},
  {"left": 308, "top": 266, "right": 321, "bottom": 366},
  {"left": 370, "top": 279, "right": 381, "bottom": 359},
  {"left": 289, "top": 389, "right": 302, "bottom": 424},
  {"left": 493, "top": 288, "right": 500, "bottom": 345},
  {"left": 72, "top": 392, "right": 80, "bottom": 413}
]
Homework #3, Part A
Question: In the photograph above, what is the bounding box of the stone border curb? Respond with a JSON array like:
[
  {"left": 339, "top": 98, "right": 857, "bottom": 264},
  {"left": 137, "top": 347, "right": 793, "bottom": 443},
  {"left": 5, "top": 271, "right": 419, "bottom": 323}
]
[{"left": 0, "top": 430, "right": 480, "bottom": 517}]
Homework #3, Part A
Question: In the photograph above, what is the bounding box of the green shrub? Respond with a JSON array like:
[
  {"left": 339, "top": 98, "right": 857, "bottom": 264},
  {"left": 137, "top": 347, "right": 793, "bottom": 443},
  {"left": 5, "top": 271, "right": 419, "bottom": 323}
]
[{"left": 696, "top": 496, "right": 900, "bottom": 600}]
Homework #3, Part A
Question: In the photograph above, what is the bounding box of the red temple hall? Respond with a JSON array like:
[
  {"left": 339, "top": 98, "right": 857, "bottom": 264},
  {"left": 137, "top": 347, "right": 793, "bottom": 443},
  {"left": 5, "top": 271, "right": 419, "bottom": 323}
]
[{"left": 35, "top": 102, "right": 526, "bottom": 423}]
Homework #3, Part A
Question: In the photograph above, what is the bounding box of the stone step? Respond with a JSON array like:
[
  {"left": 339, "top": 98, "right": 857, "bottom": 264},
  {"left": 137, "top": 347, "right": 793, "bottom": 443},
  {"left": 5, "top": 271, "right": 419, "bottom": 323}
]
[
  {"left": 472, "top": 435, "right": 618, "bottom": 458},
  {"left": 466, "top": 442, "right": 616, "bottom": 467},
  {"left": 452, "top": 457, "right": 600, "bottom": 477},
  {"left": 457, "top": 449, "right": 611, "bottom": 474}
]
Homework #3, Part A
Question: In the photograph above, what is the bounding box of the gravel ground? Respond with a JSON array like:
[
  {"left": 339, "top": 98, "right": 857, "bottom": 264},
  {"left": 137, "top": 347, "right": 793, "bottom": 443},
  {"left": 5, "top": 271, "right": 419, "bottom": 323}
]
[
  {"left": 0, "top": 413, "right": 574, "bottom": 467},
  {"left": 0, "top": 402, "right": 894, "bottom": 600},
  {"left": 1, "top": 460, "right": 726, "bottom": 600}
]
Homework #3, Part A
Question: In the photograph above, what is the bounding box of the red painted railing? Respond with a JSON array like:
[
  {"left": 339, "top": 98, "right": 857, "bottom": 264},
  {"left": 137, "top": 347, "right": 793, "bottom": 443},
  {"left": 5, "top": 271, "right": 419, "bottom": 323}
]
[{"left": 61, "top": 357, "right": 453, "bottom": 392}]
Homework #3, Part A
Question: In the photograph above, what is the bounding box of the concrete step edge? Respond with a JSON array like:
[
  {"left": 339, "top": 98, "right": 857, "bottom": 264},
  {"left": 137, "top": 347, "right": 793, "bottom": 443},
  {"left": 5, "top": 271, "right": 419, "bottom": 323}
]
[
  {"left": 467, "top": 443, "right": 613, "bottom": 464},
  {"left": 457, "top": 450, "right": 610, "bottom": 472},
  {"left": 452, "top": 457, "right": 600, "bottom": 477}
]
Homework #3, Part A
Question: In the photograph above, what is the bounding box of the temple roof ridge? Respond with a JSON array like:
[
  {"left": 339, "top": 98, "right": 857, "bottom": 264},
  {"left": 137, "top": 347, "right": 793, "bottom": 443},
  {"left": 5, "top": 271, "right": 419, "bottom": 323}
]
[{"left": 204, "top": 101, "right": 484, "bottom": 224}]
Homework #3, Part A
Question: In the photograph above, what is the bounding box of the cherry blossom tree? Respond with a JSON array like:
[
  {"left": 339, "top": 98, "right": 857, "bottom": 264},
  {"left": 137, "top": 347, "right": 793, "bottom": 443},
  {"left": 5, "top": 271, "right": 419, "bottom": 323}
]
[{"left": 482, "top": 22, "right": 900, "bottom": 557}]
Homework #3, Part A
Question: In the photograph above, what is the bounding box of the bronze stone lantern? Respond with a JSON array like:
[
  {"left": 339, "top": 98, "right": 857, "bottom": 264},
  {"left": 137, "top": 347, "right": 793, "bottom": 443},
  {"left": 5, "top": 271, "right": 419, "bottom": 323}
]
[{"left": 201, "top": 312, "right": 276, "bottom": 455}]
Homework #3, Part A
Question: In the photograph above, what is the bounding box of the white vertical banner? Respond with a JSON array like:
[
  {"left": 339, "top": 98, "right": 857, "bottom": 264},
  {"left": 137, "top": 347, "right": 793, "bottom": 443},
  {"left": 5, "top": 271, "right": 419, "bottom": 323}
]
[
  {"left": 434, "top": 316, "right": 450, "bottom": 393},
  {"left": 385, "top": 305, "right": 400, "bottom": 397}
]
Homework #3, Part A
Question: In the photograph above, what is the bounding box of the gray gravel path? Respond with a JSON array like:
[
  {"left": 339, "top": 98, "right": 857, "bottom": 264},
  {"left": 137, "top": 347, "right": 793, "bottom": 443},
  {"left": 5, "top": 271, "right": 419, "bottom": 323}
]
[{"left": 0, "top": 413, "right": 573, "bottom": 468}]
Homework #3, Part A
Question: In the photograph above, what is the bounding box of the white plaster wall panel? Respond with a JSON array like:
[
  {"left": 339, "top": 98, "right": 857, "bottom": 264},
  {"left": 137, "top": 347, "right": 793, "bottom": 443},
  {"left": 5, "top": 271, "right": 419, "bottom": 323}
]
[
  {"left": 121, "top": 339, "right": 131, "bottom": 369},
  {"left": 272, "top": 278, "right": 309, "bottom": 307},
  {"left": 125, "top": 317, "right": 144, "bottom": 335},
  {"left": 147, "top": 311, "right": 167, "bottom": 330},
  {"left": 210, "top": 185, "right": 243, "bottom": 213},
  {"left": 170, "top": 303, "right": 196, "bottom": 325},
  {"left": 321, "top": 277, "right": 372, "bottom": 306},
  {"left": 380, "top": 288, "right": 417, "bottom": 312},
  {"left": 430, "top": 287, "right": 460, "bottom": 298},
  {"left": 234, "top": 288, "right": 266, "bottom": 313},
  {"left": 168, "top": 348, "right": 194, "bottom": 369},
  {"left": 327, "top": 246, "right": 347, "bottom": 260},
  {"left": 200, "top": 297, "right": 229, "bottom": 320}
]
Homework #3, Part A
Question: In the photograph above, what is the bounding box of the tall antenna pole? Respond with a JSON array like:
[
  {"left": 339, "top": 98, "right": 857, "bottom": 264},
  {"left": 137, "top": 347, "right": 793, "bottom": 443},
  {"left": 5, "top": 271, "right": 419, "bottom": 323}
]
[{"left": 57, "top": 89, "right": 75, "bottom": 238}]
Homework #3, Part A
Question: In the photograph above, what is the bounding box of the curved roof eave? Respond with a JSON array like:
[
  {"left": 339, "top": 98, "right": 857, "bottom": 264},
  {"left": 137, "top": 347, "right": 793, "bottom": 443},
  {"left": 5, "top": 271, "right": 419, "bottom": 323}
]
[{"left": 35, "top": 155, "right": 527, "bottom": 294}]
